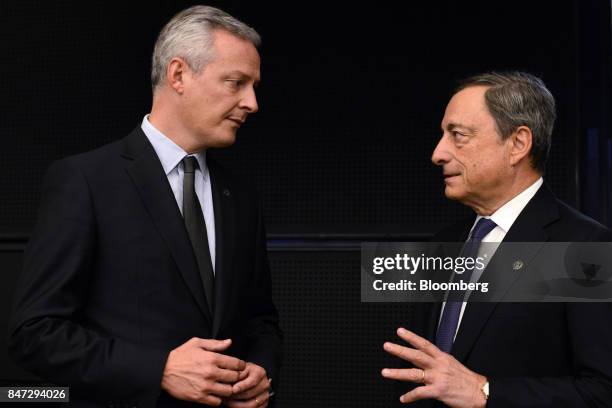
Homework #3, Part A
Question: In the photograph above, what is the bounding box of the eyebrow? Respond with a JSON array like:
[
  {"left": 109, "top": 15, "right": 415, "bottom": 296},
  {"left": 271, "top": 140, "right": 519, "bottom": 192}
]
[
  {"left": 443, "top": 122, "right": 477, "bottom": 134},
  {"left": 226, "top": 71, "right": 261, "bottom": 86}
]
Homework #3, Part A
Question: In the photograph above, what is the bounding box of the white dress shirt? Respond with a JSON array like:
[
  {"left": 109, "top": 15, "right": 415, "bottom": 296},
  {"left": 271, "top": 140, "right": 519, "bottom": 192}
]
[
  {"left": 141, "top": 115, "right": 216, "bottom": 272},
  {"left": 439, "top": 177, "right": 544, "bottom": 339}
]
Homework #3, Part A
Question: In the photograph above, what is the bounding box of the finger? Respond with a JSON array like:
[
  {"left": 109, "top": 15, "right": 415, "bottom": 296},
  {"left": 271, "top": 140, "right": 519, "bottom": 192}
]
[
  {"left": 211, "top": 367, "right": 243, "bottom": 384},
  {"left": 397, "top": 328, "right": 442, "bottom": 358},
  {"left": 238, "top": 368, "right": 249, "bottom": 380},
  {"left": 223, "top": 399, "right": 247, "bottom": 408},
  {"left": 208, "top": 381, "right": 234, "bottom": 398},
  {"left": 232, "top": 377, "right": 269, "bottom": 399},
  {"left": 223, "top": 397, "right": 257, "bottom": 408},
  {"left": 199, "top": 394, "right": 223, "bottom": 406},
  {"left": 399, "top": 385, "right": 437, "bottom": 404},
  {"left": 211, "top": 353, "right": 246, "bottom": 371},
  {"left": 224, "top": 391, "right": 269, "bottom": 408},
  {"left": 381, "top": 368, "right": 427, "bottom": 383},
  {"left": 195, "top": 338, "right": 232, "bottom": 352},
  {"left": 383, "top": 342, "right": 433, "bottom": 368},
  {"left": 224, "top": 399, "right": 252, "bottom": 408},
  {"left": 256, "top": 390, "right": 270, "bottom": 408},
  {"left": 233, "top": 367, "right": 265, "bottom": 394}
]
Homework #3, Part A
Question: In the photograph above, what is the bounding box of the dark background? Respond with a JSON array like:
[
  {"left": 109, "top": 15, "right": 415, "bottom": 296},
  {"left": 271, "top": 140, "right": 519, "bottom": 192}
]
[{"left": 1, "top": 1, "right": 610, "bottom": 406}]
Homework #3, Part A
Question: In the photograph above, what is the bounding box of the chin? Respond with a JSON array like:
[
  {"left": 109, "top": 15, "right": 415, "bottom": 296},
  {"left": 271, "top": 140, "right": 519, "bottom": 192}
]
[
  {"left": 208, "top": 133, "right": 237, "bottom": 148},
  {"left": 444, "top": 186, "right": 466, "bottom": 202},
  {"left": 214, "top": 139, "right": 236, "bottom": 148}
]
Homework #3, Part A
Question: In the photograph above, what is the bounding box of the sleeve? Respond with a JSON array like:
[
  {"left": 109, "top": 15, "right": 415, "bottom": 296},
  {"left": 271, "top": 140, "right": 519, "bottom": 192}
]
[
  {"left": 488, "top": 226, "right": 612, "bottom": 407},
  {"left": 244, "top": 198, "right": 283, "bottom": 385},
  {"left": 488, "top": 303, "right": 612, "bottom": 408},
  {"left": 7, "top": 159, "right": 168, "bottom": 406}
]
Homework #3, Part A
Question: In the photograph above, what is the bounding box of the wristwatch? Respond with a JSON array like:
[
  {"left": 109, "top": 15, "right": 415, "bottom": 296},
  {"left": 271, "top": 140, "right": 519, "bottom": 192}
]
[{"left": 481, "top": 380, "right": 490, "bottom": 401}]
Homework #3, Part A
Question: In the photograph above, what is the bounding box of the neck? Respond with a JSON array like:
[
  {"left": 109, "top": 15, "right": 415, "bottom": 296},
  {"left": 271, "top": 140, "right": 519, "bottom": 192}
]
[
  {"left": 149, "top": 96, "right": 204, "bottom": 154},
  {"left": 469, "top": 171, "right": 541, "bottom": 216}
]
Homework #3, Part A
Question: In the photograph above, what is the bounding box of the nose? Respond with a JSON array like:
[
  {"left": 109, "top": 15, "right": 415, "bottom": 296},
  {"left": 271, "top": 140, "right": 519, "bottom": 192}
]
[
  {"left": 431, "top": 134, "right": 451, "bottom": 166},
  {"left": 240, "top": 86, "right": 258, "bottom": 114}
]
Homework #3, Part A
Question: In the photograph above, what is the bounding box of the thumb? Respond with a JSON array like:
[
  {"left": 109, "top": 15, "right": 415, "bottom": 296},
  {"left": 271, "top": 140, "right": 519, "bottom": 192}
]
[{"left": 196, "top": 338, "right": 232, "bottom": 352}]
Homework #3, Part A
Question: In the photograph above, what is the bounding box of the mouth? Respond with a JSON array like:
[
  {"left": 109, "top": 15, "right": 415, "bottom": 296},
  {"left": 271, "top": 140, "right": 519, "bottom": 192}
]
[
  {"left": 227, "top": 117, "right": 245, "bottom": 127},
  {"left": 443, "top": 173, "right": 461, "bottom": 182}
]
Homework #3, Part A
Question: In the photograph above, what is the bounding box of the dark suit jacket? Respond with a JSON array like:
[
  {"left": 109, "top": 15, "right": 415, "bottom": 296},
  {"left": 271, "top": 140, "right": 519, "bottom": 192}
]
[
  {"left": 406, "top": 184, "right": 612, "bottom": 407},
  {"left": 8, "top": 127, "right": 282, "bottom": 408}
]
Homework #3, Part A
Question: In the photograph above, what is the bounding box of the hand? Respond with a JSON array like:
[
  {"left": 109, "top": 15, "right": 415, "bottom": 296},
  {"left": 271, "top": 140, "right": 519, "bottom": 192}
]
[
  {"left": 161, "top": 337, "right": 246, "bottom": 406},
  {"left": 223, "top": 362, "right": 271, "bottom": 408},
  {"left": 382, "top": 328, "right": 487, "bottom": 408}
]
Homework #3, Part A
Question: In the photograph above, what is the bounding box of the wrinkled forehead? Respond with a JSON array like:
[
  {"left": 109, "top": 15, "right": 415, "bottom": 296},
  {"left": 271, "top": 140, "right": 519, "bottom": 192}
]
[
  {"left": 441, "top": 86, "right": 493, "bottom": 129},
  {"left": 211, "top": 29, "right": 260, "bottom": 60},
  {"left": 209, "top": 30, "right": 261, "bottom": 79}
]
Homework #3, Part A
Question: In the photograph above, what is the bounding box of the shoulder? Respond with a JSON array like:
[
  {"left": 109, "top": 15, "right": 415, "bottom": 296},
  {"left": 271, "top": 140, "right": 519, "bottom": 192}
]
[
  {"left": 550, "top": 197, "right": 612, "bottom": 241},
  {"left": 43, "top": 127, "right": 153, "bottom": 183},
  {"left": 41, "top": 140, "right": 124, "bottom": 192},
  {"left": 522, "top": 183, "right": 611, "bottom": 241},
  {"left": 46, "top": 137, "right": 124, "bottom": 176}
]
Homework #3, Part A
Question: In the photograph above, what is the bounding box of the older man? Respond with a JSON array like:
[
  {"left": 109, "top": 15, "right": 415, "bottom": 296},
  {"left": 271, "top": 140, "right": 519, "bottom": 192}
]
[
  {"left": 382, "top": 72, "right": 612, "bottom": 407},
  {"left": 9, "top": 6, "right": 281, "bottom": 408}
]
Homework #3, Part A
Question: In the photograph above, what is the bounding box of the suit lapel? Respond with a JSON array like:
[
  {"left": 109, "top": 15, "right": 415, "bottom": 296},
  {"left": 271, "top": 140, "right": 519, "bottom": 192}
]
[
  {"left": 121, "top": 128, "right": 212, "bottom": 323},
  {"left": 447, "top": 185, "right": 560, "bottom": 362},
  {"left": 208, "top": 159, "right": 236, "bottom": 338},
  {"left": 450, "top": 241, "right": 543, "bottom": 361}
]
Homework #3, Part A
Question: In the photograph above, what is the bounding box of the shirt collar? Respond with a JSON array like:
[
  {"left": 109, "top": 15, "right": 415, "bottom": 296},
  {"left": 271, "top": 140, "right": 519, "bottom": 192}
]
[
  {"left": 473, "top": 177, "right": 543, "bottom": 234},
  {"left": 141, "top": 114, "right": 207, "bottom": 176}
]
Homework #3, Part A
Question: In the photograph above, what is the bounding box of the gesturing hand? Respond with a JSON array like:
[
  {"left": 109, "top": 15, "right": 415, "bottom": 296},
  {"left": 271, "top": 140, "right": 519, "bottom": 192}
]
[
  {"left": 382, "top": 328, "right": 487, "bottom": 408},
  {"left": 161, "top": 337, "right": 246, "bottom": 406}
]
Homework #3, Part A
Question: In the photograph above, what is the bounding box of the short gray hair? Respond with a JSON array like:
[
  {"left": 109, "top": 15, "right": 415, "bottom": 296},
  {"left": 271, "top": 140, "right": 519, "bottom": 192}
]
[
  {"left": 456, "top": 71, "right": 556, "bottom": 173},
  {"left": 151, "top": 5, "right": 261, "bottom": 92}
]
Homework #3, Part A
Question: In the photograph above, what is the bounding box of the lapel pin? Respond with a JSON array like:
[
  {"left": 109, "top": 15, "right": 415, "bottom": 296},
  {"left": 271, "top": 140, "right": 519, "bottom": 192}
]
[
  {"left": 223, "top": 189, "right": 230, "bottom": 197},
  {"left": 512, "top": 260, "right": 524, "bottom": 271}
]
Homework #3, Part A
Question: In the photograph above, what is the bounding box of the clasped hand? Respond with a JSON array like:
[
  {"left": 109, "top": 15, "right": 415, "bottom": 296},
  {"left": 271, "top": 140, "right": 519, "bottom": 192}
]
[{"left": 162, "top": 337, "right": 271, "bottom": 407}]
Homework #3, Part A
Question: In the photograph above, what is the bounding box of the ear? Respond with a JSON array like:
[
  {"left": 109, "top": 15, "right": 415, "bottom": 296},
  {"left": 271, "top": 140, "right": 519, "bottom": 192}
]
[
  {"left": 166, "top": 57, "right": 190, "bottom": 94},
  {"left": 508, "top": 125, "right": 533, "bottom": 166}
]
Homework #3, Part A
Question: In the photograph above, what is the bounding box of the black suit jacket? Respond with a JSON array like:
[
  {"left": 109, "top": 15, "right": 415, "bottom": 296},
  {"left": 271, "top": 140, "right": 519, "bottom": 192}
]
[
  {"left": 406, "top": 184, "right": 612, "bottom": 407},
  {"left": 8, "top": 127, "right": 282, "bottom": 408}
]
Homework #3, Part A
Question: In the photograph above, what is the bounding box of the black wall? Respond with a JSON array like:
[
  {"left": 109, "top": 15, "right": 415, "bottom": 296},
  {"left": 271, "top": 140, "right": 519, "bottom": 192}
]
[
  {"left": 1, "top": 1, "right": 611, "bottom": 406},
  {"left": 3, "top": 0, "right": 604, "bottom": 234}
]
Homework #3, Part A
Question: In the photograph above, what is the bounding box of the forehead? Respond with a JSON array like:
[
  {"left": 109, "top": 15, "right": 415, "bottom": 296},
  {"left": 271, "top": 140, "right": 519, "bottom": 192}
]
[
  {"left": 442, "top": 86, "right": 492, "bottom": 128},
  {"left": 209, "top": 29, "right": 260, "bottom": 79}
]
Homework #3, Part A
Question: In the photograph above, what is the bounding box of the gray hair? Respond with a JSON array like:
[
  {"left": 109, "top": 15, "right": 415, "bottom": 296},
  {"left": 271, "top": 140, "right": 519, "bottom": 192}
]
[
  {"left": 456, "top": 71, "right": 556, "bottom": 173},
  {"left": 151, "top": 5, "right": 261, "bottom": 92}
]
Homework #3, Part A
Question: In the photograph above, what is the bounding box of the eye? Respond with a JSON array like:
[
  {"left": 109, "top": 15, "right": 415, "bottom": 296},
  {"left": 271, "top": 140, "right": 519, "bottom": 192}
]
[
  {"left": 451, "top": 131, "right": 468, "bottom": 142},
  {"left": 225, "top": 79, "right": 243, "bottom": 90}
]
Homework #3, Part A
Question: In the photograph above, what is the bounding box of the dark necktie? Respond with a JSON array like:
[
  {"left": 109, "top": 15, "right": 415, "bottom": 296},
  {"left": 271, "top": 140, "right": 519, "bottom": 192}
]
[
  {"left": 435, "top": 217, "right": 497, "bottom": 353},
  {"left": 182, "top": 156, "right": 215, "bottom": 315}
]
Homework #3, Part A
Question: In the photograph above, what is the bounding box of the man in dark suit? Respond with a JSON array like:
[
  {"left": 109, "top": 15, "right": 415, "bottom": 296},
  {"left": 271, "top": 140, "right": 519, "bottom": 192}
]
[
  {"left": 8, "top": 6, "right": 281, "bottom": 408},
  {"left": 381, "top": 72, "right": 612, "bottom": 406}
]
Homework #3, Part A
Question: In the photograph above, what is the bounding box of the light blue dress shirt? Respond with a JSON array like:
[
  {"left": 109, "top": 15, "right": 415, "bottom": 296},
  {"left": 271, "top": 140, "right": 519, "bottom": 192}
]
[{"left": 141, "top": 115, "right": 216, "bottom": 272}]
